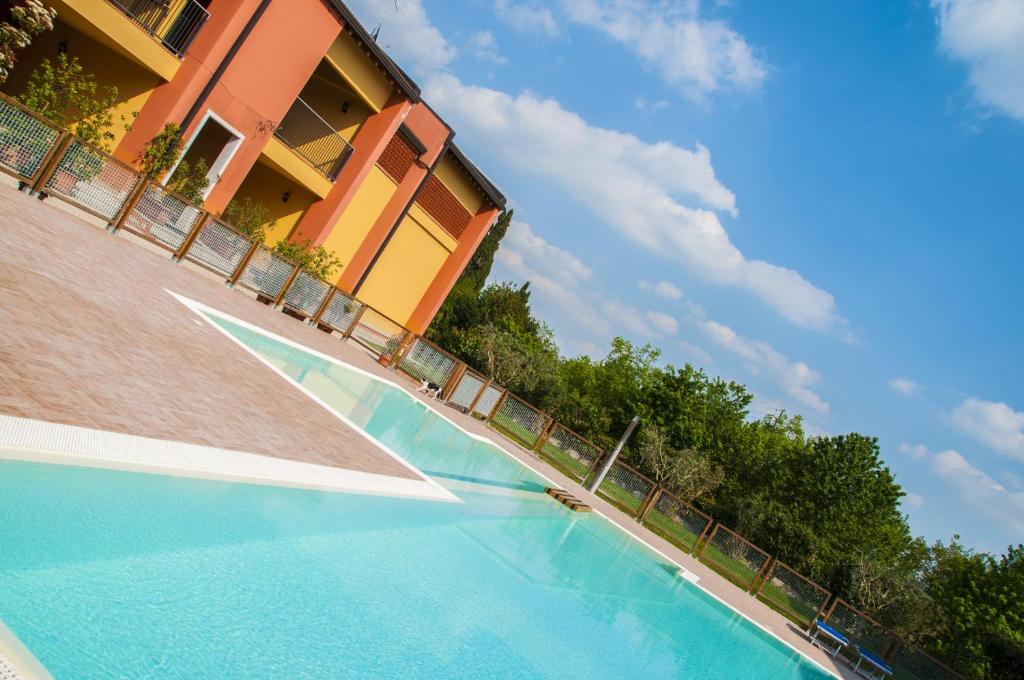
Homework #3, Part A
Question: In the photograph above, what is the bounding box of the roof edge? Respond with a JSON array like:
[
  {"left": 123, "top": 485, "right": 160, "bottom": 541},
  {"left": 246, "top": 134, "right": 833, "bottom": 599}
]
[
  {"left": 327, "top": 1, "right": 421, "bottom": 103},
  {"left": 448, "top": 144, "right": 507, "bottom": 210}
]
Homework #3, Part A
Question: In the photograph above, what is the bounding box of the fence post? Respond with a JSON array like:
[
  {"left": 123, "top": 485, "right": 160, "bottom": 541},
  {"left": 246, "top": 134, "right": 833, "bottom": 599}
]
[
  {"left": 272, "top": 264, "right": 302, "bottom": 308},
  {"left": 638, "top": 486, "right": 663, "bottom": 523},
  {"left": 442, "top": 362, "right": 468, "bottom": 401},
  {"left": 696, "top": 523, "right": 719, "bottom": 559},
  {"left": 822, "top": 597, "right": 839, "bottom": 623},
  {"left": 341, "top": 303, "right": 367, "bottom": 339},
  {"left": 108, "top": 175, "right": 148, "bottom": 232},
  {"left": 227, "top": 242, "right": 259, "bottom": 286},
  {"left": 387, "top": 332, "right": 416, "bottom": 369},
  {"left": 486, "top": 389, "right": 508, "bottom": 422},
  {"left": 814, "top": 595, "right": 834, "bottom": 625},
  {"left": 752, "top": 558, "right": 775, "bottom": 594},
  {"left": 173, "top": 212, "right": 210, "bottom": 261},
  {"left": 466, "top": 378, "right": 491, "bottom": 415},
  {"left": 26, "top": 129, "right": 70, "bottom": 190},
  {"left": 309, "top": 286, "right": 337, "bottom": 326},
  {"left": 533, "top": 416, "right": 556, "bottom": 452},
  {"left": 29, "top": 132, "right": 74, "bottom": 195}
]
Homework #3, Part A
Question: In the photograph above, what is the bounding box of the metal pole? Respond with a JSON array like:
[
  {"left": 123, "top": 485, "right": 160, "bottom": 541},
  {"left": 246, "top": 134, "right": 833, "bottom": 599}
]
[{"left": 586, "top": 415, "right": 640, "bottom": 492}]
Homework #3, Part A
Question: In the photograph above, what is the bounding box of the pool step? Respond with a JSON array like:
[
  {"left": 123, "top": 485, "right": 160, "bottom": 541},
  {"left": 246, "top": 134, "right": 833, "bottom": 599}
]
[{"left": 545, "top": 487, "right": 592, "bottom": 512}]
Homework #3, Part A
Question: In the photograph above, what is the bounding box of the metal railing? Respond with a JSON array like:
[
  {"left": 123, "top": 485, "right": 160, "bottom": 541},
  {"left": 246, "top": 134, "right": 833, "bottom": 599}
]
[
  {"left": 274, "top": 97, "right": 354, "bottom": 181},
  {"left": 0, "top": 91, "right": 965, "bottom": 680},
  {"left": 107, "top": 0, "right": 210, "bottom": 58}
]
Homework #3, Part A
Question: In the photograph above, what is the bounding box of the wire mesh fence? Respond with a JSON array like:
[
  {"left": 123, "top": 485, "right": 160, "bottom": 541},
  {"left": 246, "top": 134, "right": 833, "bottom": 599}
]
[
  {"left": 537, "top": 424, "right": 603, "bottom": 482},
  {"left": 182, "top": 217, "right": 253, "bottom": 277},
  {"left": 472, "top": 383, "right": 504, "bottom": 419},
  {"left": 489, "top": 393, "right": 549, "bottom": 448},
  {"left": 318, "top": 289, "right": 364, "bottom": 335},
  {"left": 890, "top": 644, "right": 964, "bottom": 680},
  {"left": 755, "top": 560, "right": 831, "bottom": 628},
  {"left": 641, "top": 491, "right": 713, "bottom": 554},
  {"left": 122, "top": 182, "right": 204, "bottom": 250},
  {"left": 447, "top": 371, "right": 486, "bottom": 412},
  {"left": 350, "top": 306, "right": 408, "bottom": 358},
  {"left": 237, "top": 248, "right": 297, "bottom": 300},
  {"left": 398, "top": 338, "right": 460, "bottom": 389},
  {"left": 282, "top": 270, "right": 332, "bottom": 318},
  {"left": 595, "top": 461, "right": 656, "bottom": 516},
  {"left": 824, "top": 599, "right": 895, "bottom": 660},
  {"left": 698, "top": 524, "right": 772, "bottom": 590},
  {"left": 0, "top": 97, "right": 61, "bottom": 182},
  {"left": 44, "top": 141, "right": 141, "bottom": 220}
]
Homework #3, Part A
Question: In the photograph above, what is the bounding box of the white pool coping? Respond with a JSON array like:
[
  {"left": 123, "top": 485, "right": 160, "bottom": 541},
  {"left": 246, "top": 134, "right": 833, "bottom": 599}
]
[
  {"left": 0, "top": 416, "right": 457, "bottom": 504},
  {"left": 172, "top": 292, "right": 841, "bottom": 680},
  {"left": 0, "top": 620, "right": 50, "bottom": 680}
]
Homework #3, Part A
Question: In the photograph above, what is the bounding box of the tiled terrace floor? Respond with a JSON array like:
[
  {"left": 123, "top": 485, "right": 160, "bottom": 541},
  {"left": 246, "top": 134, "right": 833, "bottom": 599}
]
[{"left": 0, "top": 184, "right": 859, "bottom": 679}]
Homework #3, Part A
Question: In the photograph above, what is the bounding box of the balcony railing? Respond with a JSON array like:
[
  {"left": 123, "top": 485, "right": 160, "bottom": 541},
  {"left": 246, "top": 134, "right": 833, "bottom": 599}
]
[
  {"left": 107, "top": 0, "right": 210, "bottom": 58},
  {"left": 273, "top": 97, "right": 354, "bottom": 181}
]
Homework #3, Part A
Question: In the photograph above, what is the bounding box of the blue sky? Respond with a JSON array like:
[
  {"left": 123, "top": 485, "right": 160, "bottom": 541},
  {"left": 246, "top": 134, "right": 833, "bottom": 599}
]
[{"left": 345, "top": 0, "right": 1024, "bottom": 554}]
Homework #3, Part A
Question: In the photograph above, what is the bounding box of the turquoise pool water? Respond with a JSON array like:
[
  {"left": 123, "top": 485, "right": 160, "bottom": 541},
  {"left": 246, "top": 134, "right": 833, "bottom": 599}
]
[{"left": 0, "top": 312, "right": 832, "bottom": 679}]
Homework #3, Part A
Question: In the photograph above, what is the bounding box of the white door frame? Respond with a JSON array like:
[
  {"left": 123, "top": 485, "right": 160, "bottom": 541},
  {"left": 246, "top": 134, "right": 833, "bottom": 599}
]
[{"left": 164, "top": 110, "right": 246, "bottom": 199}]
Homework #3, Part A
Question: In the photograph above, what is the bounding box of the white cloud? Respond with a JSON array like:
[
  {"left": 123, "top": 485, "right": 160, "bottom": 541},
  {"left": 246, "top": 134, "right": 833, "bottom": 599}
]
[
  {"left": 634, "top": 96, "right": 669, "bottom": 113},
  {"left": 646, "top": 311, "right": 679, "bottom": 335},
  {"left": 560, "top": 0, "right": 768, "bottom": 101},
  {"left": 467, "top": 30, "right": 508, "bottom": 65},
  {"left": 699, "top": 320, "right": 829, "bottom": 414},
  {"left": 888, "top": 377, "right": 920, "bottom": 395},
  {"left": 343, "top": 0, "right": 456, "bottom": 75},
  {"left": 951, "top": 397, "right": 1024, "bottom": 461},
  {"left": 932, "top": 449, "right": 1024, "bottom": 535},
  {"left": 678, "top": 340, "right": 714, "bottom": 365},
  {"left": 932, "top": 0, "right": 1024, "bottom": 120},
  {"left": 897, "top": 442, "right": 930, "bottom": 461},
  {"left": 494, "top": 0, "right": 561, "bottom": 37},
  {"left": 903, "top": 493, "right": 925, "bottom": 509},
  {"left": 494, "top": 221, "right": 676, "bottom": 344},
  {"left": 638, "top": 280, "right": 683, "bottom": 300},
  {"left": 425, "top": 74, "right": 844, "bottom": 332}
]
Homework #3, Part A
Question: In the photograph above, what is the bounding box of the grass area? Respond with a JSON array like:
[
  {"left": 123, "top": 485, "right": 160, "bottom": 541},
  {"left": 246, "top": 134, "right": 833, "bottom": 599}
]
[
  {"left": 538, "top": 441, "right": 592, "bottom": 481},
  {"left": 698, "top": 543, "right": 762, "bottom": 590},
  {"left": 642, "top": 508, "right": 703, "bottom": 553},
  {"left": 595, "top": 479, "right": 646, "bottom": 516}
]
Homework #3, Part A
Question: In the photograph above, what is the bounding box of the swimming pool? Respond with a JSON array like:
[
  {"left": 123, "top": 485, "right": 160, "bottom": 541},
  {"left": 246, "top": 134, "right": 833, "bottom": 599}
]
[{"left": 0, "top": 304, "right": 834, "bottom": 679}]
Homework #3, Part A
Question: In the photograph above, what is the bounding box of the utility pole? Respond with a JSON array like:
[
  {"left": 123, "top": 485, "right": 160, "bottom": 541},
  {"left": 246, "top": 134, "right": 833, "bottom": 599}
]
[{"left": 586, "top": 415, "right": 640, "bottom": 492}]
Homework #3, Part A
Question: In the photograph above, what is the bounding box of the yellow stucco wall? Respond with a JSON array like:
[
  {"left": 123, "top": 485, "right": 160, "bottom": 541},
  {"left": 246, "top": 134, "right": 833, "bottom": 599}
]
[
  {"left": 320, "top": 166, "right": 397, "bottom": 277},
  {"left": 300, "top": 67, "right": 372, "bottom": 143},
  {"left": 230, "top": 159, "right": 317, "bottom": 246},
  {"left": 48, "top": 0, "right": 181, "bottom": 81},
  {"left": 357, "top": 210, "right": 455, "bottom": 325},
  {"left": 434, "top": 156, "right": 485, "bottom": 216},
  {"left": 324, "top": 32, "right": 393, "bottom": 112},
  {"left": 3, "top": 21, "right": 161, "bottom": 150}
]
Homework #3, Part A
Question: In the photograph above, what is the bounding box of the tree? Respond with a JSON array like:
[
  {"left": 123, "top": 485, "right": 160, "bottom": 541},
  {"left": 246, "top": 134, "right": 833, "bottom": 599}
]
[
  {"left": 0, "top": 0, "right": 55, "bottom": 85},
  {"left": 458, "top": 208, "right": 511, "bottom": 294},
  {"left": 139, "top": 123, "right": 185, "bottom": 179},
  {"left": 636, "top": 424, "right": 723, "bottom": 505},
  {"left": 17, "top": 53, "right": 131, "bottom": 151}
]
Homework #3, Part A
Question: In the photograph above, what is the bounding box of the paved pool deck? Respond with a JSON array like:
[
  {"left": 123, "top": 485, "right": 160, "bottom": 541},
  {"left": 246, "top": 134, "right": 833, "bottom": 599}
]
[{"left": 0, "top": 183, "right": 860, "bottom": 680}]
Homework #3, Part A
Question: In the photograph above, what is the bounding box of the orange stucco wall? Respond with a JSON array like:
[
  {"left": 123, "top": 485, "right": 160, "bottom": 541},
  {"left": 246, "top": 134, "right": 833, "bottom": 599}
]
[{"left": 115, "top": 0, "right": 342, "bottom": 212}]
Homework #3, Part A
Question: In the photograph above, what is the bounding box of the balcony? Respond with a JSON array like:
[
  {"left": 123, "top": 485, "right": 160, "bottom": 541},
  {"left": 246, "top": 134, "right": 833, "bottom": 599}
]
[
  {"left": 106, "top": 0, "right": 209, "bottom": 58},
  {"left": 273, "top": 97, "right": 355, "bottom": 182}
]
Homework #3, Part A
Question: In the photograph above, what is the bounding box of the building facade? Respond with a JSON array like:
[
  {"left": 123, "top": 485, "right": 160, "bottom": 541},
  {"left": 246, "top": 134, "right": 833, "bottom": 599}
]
[{"left": 2, "top": 0, "right": 505, "bottom": 333}]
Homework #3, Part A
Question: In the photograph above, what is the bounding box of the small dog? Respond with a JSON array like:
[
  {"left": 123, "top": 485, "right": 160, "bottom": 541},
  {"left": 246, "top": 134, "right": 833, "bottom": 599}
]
[{"left": 417, "top": 379, "right": 444, "bottom": 400}]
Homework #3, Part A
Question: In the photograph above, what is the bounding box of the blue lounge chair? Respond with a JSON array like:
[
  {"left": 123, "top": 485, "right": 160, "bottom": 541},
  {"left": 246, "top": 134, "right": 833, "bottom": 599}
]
[
  {"left": 809, "top": 619, "right": 849, "bottom": 658},
  {"left": 853, "top": 646, "right": 894, "bottom": 680}
]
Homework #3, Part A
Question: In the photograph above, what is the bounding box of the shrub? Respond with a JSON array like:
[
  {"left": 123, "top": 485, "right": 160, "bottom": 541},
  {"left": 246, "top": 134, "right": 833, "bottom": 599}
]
[
  {"left": 17, "top": 53, "right": 132, "bottom": 151},
  {"left": 222, "top": 196, "right": 272, "bottom": 241},
  {"left": 140, "top": 123, "right": 184, "bottom": 179},
  {"left": 167, "top": 157, "right": 213, "bottom": 205}
]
